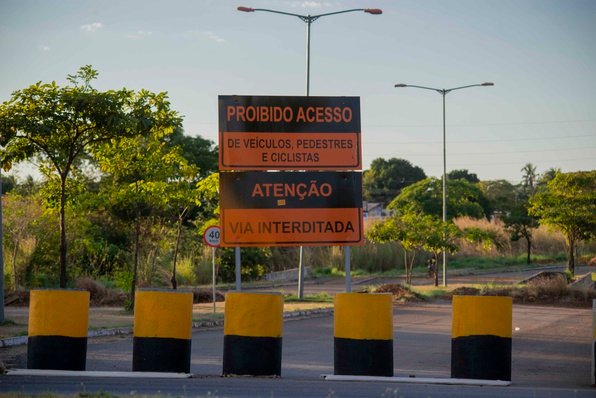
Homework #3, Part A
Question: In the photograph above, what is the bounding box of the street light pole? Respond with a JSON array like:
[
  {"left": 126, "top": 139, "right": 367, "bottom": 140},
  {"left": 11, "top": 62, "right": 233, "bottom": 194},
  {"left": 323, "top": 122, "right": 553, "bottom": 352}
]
[
  {"left": 239, "top": 6, "right": 382, "bottom": 298},
  {"left": 394, "top": 82, "right": 494, "bottom": 286},
  {"left": 0, "top": 166, "right": 4, "bottom": 323}
]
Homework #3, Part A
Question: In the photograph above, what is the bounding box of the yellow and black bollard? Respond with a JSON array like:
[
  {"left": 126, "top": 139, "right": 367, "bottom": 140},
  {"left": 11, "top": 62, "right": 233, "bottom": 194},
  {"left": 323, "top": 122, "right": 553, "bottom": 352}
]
[
  {"left": 27, "top": 289, "right": 90, "bottom": 370},
  {"left": 451, "top": 295, "right": 512, "bottom": 381},
  {"left": 334, "top": 293, "right": 393, "bottom": 376},
  {"left": 222, "top": 292, "right": 283, "bottom": 376},
  {"left": 132, "top": 290, "right": 193, "bottom": 373},
  {"left": 592, "top": 299, "right": 595, "bottom": 386}
]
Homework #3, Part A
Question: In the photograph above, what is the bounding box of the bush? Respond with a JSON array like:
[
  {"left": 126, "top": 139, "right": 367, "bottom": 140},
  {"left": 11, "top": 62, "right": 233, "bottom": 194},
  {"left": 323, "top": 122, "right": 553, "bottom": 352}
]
[{"left": 74, "top": 277, "right": 127, "bottom": 306}]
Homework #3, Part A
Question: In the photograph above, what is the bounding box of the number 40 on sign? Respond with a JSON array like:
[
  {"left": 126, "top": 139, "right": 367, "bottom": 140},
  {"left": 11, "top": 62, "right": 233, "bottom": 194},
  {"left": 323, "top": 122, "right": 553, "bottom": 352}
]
[{"left": 203, "top": 226, "right": 221, "bottom": 247}]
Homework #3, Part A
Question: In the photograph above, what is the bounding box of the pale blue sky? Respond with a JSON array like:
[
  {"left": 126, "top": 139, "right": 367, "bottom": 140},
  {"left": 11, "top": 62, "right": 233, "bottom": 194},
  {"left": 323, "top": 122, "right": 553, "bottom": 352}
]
[{"left": 1, "top": 0, "right": 595, "bottom": 183}]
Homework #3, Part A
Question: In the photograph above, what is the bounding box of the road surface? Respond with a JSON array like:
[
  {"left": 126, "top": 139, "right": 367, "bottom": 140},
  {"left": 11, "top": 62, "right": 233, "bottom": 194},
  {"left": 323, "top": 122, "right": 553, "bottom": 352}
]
[{"left": 1, "top": 302, "right": 593, "bottom": 397}]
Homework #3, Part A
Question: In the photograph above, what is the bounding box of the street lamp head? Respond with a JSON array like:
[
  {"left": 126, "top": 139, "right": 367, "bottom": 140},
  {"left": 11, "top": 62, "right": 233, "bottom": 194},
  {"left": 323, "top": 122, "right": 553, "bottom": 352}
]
[
  {"left": 237, "top": 6, "right": 255, "bottom": 12},
  {"left": 364, "top": 8, "right": 383, "bottom": 15},
  {"left": 481, "top": 82, "right": 494, "bottom": 86},
  {"left": 394, "top": 83, "right": 408, "bottom": 87}
]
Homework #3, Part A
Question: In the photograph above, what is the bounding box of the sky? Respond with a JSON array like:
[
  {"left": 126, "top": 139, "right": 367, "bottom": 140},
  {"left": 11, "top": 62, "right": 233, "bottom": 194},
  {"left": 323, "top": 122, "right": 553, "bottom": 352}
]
[{"left": 1, "top": 0, "right": 595, "bottom": 184}]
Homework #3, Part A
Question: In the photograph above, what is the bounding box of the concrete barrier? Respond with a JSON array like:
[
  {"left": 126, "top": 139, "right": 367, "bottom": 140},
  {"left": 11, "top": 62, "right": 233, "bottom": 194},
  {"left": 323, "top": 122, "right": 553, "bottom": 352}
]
[
  {"left": 132, "top": 290, "right": 193, "bottom": 373},
  {"left": 334, "top": 293, "right": 393, "bottom": 376},
  {"left": 592, "top": 299, "right": 595, "bottom": 386},
  {"left": 27, "top": 289, "right": 90, "bottom": 370},
  {"left": 222, "top": 292, "right": 283, "bottom": 376},
  {"left": 451, "top": 295, "right": 512, "bottom": 381}
]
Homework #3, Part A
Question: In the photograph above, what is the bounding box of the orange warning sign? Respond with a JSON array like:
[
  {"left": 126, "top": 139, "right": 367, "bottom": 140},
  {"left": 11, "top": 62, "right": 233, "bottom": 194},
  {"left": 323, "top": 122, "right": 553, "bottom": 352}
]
[
  {"left": 219, "top": 96, "right": 361, "bottom": 170},
  {"left": 221, "top": 132, "right": 360, "bottom": 170},
  {"left": 219, "top": 171, "right": 363, "bottom": 247},
  {"left": 220, "top": 208, "right": 363, "bottom": 247}
]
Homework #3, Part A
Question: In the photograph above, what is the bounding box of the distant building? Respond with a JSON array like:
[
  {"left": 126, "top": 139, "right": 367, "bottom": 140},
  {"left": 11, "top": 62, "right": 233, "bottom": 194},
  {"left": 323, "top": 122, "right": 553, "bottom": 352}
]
[{"left": 363, "top": 201, "right": 392, "bottom": 220}]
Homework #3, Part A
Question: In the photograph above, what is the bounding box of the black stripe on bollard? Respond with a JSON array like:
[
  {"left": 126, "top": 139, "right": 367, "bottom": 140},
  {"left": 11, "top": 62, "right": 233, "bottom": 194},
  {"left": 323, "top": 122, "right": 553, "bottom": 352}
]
[
  {"left": 592, "top": 298, "right": 595, "bottom": 386},
  {"left": 334, "top": 293, "right": 393, "bottom": 377},
  {"left": 27, "top": 290, "right": 89, "bottom": 371},
  {"left": 133, "top": 337, "right": 192, "bottom": 373},
  {"left": 451, "top": 296, "right": 512, "bottom": 381},
  {"left": 223, "top": 335, "right": 282, "bottom": 376},
  {"left": 132, "top": 290, "right": 193, "bottom": 373},
  {"left": 451, "top": 335, "right": 512, "bottom": 381},
  {"left": 222, "top": 292, "right": 283, "bottom": 377},
  {"left": 27, "top": 335, "right": 87, "bottom": 371},
  {"left": 334, "top": 338, "right": 393, "bottom": 376}
]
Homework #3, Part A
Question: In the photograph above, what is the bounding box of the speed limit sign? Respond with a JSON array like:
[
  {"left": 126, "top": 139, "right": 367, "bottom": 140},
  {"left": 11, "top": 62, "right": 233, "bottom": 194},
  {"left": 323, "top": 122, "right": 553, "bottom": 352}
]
[{"left": 203, "top": 226, "right": 221, "bottom": 247}]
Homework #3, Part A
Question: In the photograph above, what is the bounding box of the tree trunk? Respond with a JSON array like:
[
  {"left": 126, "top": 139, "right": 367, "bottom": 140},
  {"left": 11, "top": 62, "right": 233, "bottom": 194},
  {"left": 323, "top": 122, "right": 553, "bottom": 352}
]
[
  {"left": 130, "top": 213, "right": 140, "bottom": 310},
  {"left": 525, "top": 235, "right": 532, "bottom": 265},
  {"left": 11, "top": 240, "right": 19, "bottom": 290},
  {"left": 59, "top": 175, "right": 68, "bottom": 288},
  {"left": 434, "top": 253, "right": 439, "bottom": 287},
  {"left": 405, "top": 251, "right": 416, "bottom": 285},
  {"left": 567, "top": 233, "right": 575, "bottom": 277},
  {"left": 171, "top": 216, "right": 183, "bottom": 290}
]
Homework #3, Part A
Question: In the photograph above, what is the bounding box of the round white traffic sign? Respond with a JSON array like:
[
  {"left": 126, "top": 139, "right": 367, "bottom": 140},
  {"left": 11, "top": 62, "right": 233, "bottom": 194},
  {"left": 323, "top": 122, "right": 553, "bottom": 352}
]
[{"left": 203, "top": 226, "right": 221, "bottom": 247}]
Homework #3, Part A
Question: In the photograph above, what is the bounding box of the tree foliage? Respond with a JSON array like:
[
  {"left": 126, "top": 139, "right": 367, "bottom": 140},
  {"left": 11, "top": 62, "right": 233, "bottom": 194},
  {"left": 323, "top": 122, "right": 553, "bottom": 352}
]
[
  {"left": 529, "top": 170, "right": 596, "bottom": 275},
  {"left": 94, "top": 116, "right": 191, "bottom": 305},
  {"left": 363, "top": 157, "right": 426, "bottom": 206},
  {"left": 0, "top": 65, "right": 179, "bottom": 287},
  {"left": 478, "top": 180, "right": 516, "bottom": 218},
  {"left": 367, "top": 211, "right": 459, "bottom": 284},
  {"left": 389, "top": 177, "right": 492, "bottom": 220},
  {"left": 448, "top": 169, "right": 479, "bottom": 183}
]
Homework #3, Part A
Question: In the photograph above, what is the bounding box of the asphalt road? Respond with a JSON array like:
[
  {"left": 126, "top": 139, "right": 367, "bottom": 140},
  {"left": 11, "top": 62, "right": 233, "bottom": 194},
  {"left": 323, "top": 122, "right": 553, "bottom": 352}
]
[{"left": 1, "top": 302, "right": 593, "bottom": 397}]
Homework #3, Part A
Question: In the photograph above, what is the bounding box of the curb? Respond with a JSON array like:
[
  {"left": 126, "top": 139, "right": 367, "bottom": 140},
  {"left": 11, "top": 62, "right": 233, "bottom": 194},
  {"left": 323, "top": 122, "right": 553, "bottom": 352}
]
[
  {"left": 0, "top": 308, "right": 334, "bottom": 348},
  {"left": 6, "top": 369, "right": 192, "bottom": 378},
  {"left": 320, "top": 374, "right": 511, "bottom": 386}
]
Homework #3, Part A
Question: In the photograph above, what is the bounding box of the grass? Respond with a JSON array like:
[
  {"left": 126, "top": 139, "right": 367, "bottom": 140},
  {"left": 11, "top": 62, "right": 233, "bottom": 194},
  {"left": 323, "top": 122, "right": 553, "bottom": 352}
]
[
  {"left": 447, "top": 254, "right": 567, "bottom": 270},
  {"left": 312, "top": 251, "right": 571, "bottom": 280},
  {"left": 193, "top": 312, "right": 225, "bottom": 323},
  {"left": 411, "top": 286, "right": 450, "bottom": 300},
  {"left": 284, "top": 292, "right": 334, "bottom": 303}
]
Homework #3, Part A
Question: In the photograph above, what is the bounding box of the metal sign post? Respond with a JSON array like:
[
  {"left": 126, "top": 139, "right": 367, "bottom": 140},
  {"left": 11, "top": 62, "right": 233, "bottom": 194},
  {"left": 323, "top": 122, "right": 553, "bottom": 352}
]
[{"left": 203, "top": 226, "right": 221, "bottom": 313}]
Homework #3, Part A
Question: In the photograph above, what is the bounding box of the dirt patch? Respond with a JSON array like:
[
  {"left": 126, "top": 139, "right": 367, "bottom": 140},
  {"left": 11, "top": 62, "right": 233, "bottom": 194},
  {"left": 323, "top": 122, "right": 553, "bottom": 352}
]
[
  {"left": 374, "top": 284, "right": 424, "bottom": 303},
  {"left": 191, "top": 288, "right": 225, "bottom": 303},
  {"left": 443, "top": 278, "right": 595, "bottom": 307},
  {"left": 449, "top": 286, "right": 481, "bottom": 296},
  {"left": 3, "top": 290, "right": 29, "bottom": 307}
]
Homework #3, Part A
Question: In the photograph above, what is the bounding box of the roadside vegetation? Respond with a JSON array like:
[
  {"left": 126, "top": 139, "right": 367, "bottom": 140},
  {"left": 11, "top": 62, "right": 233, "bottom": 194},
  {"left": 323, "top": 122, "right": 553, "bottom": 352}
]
[
  {"left": 1, "top": 67, "right": 594, "bottom": 311},
  {"left": 368, "top": 275, "right": 596, "bottom": 308}
]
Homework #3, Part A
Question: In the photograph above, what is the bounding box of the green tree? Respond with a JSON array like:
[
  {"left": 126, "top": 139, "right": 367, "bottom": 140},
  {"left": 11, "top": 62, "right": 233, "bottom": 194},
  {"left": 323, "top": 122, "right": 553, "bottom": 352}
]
[
  {"left": 503, "top": 185, "right": 537, "bottom": 264},
  {"left": 94, "top": 109, "right": 182, "bottom": 307},
  {"left": 196, "top": 172, "right": 220, "bottom": 223},
  {"left": 448, "top": 169, "right": 479, "bottom": 183},
  {"left": 0, "top": 174, "right": 16, "bottom": 194},
  {"left": 160, "top": 162, "right": 201, "bottom": 289},
  {"left": 478, "top": 179, "right": 516, "bottom": 219},
  {"left": 389, "top": 178, "right": 492, "bottom": 220},
  {"left": 0, "top": 66, "right": 148, "bottom": 287},
  {"left": 529, "top": 171, "right": 596, "bottom": 275},
  {"left": 2, "top": 193, "right": 43, "bottom": 289},
  {"left": 538, "top": 167, "right": 561, "bottom": 188},
  {"left": 367, "top": 212, "right": 459, "bottom": 285},
  {"left": 168, "top": 128, "right": 218, "bottom": 179},
  {"left": 420, "top": 216, "right": 460, "bottom": 286},
  {"left": 521, "top": 163, "right": 538, "bottom": 195},
  {"left": 363, "top": 158, "right": 426, "bottom": 206}
]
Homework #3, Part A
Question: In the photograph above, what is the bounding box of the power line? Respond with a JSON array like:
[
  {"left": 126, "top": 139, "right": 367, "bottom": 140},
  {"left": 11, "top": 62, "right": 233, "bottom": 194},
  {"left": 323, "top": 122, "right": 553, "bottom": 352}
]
[
  {"left": 365, "top": 133, "right": 596, "bottom": 145},
  {"left": 361, "top": 155, "right": 596, "bottom": 168},
  {"left": 364, "top": 119, "right": 596, "bottom": 128},
  {"left": 366, "top": 146, "right": 596, "bottom": 157}
]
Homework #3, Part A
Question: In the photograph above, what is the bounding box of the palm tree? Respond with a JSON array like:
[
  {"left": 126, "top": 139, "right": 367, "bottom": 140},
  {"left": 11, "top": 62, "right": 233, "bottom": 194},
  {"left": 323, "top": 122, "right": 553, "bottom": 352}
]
[{"left": 521, "top": 163, "right": 537, "bottom": 195}]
